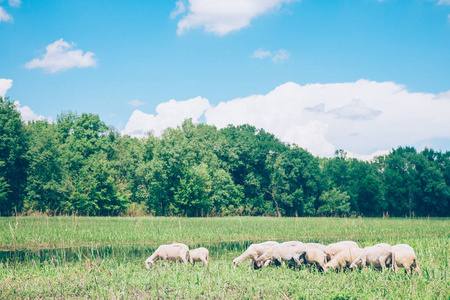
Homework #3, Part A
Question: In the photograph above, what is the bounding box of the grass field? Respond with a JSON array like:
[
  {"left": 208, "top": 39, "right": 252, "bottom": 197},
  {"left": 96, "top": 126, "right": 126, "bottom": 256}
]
[{"left": 0, "top": 216, "right": 449, "bottom": 299}]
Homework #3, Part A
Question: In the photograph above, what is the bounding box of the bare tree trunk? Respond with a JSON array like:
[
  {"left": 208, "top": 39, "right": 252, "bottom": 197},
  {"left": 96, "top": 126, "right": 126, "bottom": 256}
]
[{"left": 271, "top": 191, "right": 281, "bottom": 218}]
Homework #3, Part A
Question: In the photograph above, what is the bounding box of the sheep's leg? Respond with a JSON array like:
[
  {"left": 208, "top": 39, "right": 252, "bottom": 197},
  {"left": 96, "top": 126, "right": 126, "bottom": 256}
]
[
  {"left": 181, "top": 256, "right": 188, "bottom": 267},
  {"left": 362, "top": 258, "right": 367, "bottom": 273},
  {"left": 201, "top": 258, "right": 208, "bottom": 267},
  {"left": 293, "top": 257, "right": 302, "bottom": 270},
  {"left": 379, "top": 256, "right": 387, "bottom": 271},
  {"left": 406, "top": 265, "right": 412, "bottom": 275},
  {"left": 413, "top": 260, "right": 421, "bottom": 275}
]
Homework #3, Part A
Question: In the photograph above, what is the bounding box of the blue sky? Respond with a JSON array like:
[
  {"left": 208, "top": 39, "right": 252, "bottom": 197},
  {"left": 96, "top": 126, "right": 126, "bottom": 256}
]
[{"left": 1, "top": 0, "right": 450, "bottom": 158}]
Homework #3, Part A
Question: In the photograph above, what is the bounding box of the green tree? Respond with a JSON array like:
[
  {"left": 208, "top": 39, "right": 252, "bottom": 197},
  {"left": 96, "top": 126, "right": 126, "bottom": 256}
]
[
  {"left": 173, "top": 163, "right": 212, "bottom": 216},
  {"left": 25, "top": 120, "right": 65, "bottom": 213},
  {"left": 317, "top": 188, "right": 351, "bottom": 216},
  {"left": 65, "top": 155, "right": 130, "bottom": 215},
  {"left": 268, "top": 146, "right": 321, "bottom": 217},
  {"left": 0, "top": 97, "right": 29, "bottom": 214}
]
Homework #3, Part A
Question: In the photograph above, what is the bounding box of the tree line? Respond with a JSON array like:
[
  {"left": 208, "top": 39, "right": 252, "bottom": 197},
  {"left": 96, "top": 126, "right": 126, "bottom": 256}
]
[{"left": 1, "top": 97, "right": 449, "bottom": 217}]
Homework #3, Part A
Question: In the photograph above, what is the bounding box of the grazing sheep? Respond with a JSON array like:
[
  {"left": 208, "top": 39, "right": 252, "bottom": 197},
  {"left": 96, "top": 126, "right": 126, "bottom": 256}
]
[
  {"left": 145, "top": 243, "right": 189, "bottom": 268},
  {"left": 324, "top": 241, "right": 359, "bottom": 261},
  {"left": 189, "top": 247, "right": 209, "bottom": 267},
  {"left": 325, "top": 248, "right": 363, "bottom": 272},
  {"left": 302, "top": 247, "right": 328, "bottom": 272},
  {"left": 392, "top": 244, "right": 421, "bottom": 275},
  {"left": 350, "top": 243, "right": 397, "bottom": 272},
  {"left": 255, "top": 241, "right": 305, "bottom": 268},
  {"left": 232, "top": 241, "right": 279, "bottom": 268},
  {"left": 306, "top": 243, "right": 326, "bottom": 252}
]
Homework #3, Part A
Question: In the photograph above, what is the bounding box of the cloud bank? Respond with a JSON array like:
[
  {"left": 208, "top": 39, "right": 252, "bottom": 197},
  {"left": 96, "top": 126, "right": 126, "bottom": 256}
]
[
  {"left": 174, "top": 0, "right": 295, "bottom": 36},
  {"left": 123, "top": 80, "right": 450, "bottom": 159},
  {"left": 26, "top": 39, "right": 98, "bottom": 73}
]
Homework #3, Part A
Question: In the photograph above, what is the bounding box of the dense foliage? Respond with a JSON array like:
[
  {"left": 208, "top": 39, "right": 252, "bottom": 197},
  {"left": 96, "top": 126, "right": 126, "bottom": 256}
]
[{"left": 1, "top": 97, "right": 449, "bottom": 216}]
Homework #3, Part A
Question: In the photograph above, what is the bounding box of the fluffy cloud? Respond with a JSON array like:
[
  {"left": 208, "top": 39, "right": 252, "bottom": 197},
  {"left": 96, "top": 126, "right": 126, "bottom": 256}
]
[
  {"left": 0, "top": 78, "right": 13, "bottom": 97},
  {"left": 0, "top": 7, "right": 13, "bottom": 22},
  {"left": 252, "top": 48, "right": 290, "bottom": 63},
  {"left": 175, "top": 0, "right": 295, "bottom": 36},
  {"left": 25, "top": 39, "right": 98, "bottom": 73},
  {"left": 122, "top": 96, "right": 211, "bottom": 137},
  {"left": 128, "top": 99, "right": 146, "bottom": 107},
  {"left": 14, "top": 101, "right": 52, "bottom": 123},
  {"left": 123, "top": 80, "right": 450, "bottom": 159},
  {"left": 205, "top": 80, "right": 450, "bottom": 157},
  {"left": 437, "top": 0, "right": 450, "bottom": 4}
]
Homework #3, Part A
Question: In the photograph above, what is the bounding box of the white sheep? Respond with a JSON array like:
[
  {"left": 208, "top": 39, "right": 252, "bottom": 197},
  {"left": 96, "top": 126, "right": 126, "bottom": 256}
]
[
  {"left": 232, "top": 241, "right": 279, "bottom": 268},
  {"left": 392, "top": 244, "right": 421, "bottom": 275},
  {"left": 189, "top": 247, "right": 209, "bottom": 267},
  {"left": 324, "top": 241, "right": 359, "bottom": 261},
  {"left": 145, "top": 243, "right": 189, "bottom": 268},
  {"left": 302, "top": 247, "right": 328, "bottom": 272},
  {"left": 255, "top": 241, "right": 305, "bottom": 268},
  {"left": 306, "top": 243, "right": 326, "bottom": 251},
  {"left": 324, "top": 247, "right": 363, "bottom": 272},
  {"left": 350, "top": 243, "right": 397, "bottom": 272}
]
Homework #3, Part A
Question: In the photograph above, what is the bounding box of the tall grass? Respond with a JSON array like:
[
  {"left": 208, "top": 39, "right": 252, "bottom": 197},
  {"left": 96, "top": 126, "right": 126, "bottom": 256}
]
[
  {"left": 0, "top": 217, "right": 449, "bottom": 299},
  {"left": 1, "top": 216, "right": 448, "bottom": 250}
]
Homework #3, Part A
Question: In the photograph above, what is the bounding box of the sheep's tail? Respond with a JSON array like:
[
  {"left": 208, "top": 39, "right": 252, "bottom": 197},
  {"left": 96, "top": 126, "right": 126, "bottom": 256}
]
[{"left": 391, "top": 250, "right": 398, "bottom": 272}]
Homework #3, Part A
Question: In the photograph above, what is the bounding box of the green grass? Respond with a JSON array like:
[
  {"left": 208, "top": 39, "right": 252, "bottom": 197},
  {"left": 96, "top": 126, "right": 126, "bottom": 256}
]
[{"left": 0, "top": 216, "right": 449, "bottom": 299}]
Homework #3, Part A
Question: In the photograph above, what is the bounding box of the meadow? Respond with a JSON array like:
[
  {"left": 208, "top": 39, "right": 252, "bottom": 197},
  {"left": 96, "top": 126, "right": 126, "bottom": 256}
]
[{"left": 0, "top": 216, "right": 449, "bottom": 299}]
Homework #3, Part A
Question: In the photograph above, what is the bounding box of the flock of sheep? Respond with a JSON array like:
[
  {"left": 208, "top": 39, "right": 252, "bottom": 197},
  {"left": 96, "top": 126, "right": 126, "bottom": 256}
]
[{"left": 145, "top": 241, "right": 421, "bottom": 275}]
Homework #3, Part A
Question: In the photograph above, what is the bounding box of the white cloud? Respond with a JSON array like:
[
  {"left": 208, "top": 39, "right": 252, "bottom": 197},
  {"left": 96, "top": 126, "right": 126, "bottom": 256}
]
[
  {"left": 14, "top": 101, "right": 53, "bottom": 123},
  {"left": 128, "top": 99, "right": 146, "bottom": 107},
  {"left": 252, "top": 49, "right": 272, "bottom": 59},
  {"left": 328, "top": 99, "right": 381, "bottom": 120},
  {"left": 8, "top": 0, "right": 21, "bottom": 7},
  {"left": 252, "top": 48, "right": 290, "bottom": 63},
  {"left": 123, "top": 80, "right": 450, "bottom": 160},
  {"left": 122, "top": 96, "right": 211, "bottom": 137},
  {"left": 25, "top": 39, "right": 98, "bottom": 73},
  {"left": 176, "top": 0, "right": 295, "bottom": 36},
  {"left": 437, "top": 0, "right": 450, "bottom": 5},
  {"left": 0, "top": 78, "right": 13, "bottom": 97},
  {"left": 0, "top": 7, "right": 13, "bottom": 22},
  {"left": 171, "top": 0, "right": 186, "bottom": 19},
  {"left": 272, "top": 49, "right": 290, "bottom": 63}
]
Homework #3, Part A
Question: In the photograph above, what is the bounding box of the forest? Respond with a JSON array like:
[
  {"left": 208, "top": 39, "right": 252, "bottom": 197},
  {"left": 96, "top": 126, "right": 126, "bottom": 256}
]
[{"left": 1, "top": 96, "right": 449, "bottom": 217}]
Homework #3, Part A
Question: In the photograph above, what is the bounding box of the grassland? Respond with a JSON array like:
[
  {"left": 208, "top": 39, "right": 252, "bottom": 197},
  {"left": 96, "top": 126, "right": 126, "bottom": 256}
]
[{"left": 0, "top": 216, "right": 449, "bottom": 299}]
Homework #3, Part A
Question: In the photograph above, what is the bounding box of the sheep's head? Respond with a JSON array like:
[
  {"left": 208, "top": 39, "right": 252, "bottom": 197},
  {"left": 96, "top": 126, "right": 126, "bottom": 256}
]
[
  {"left": 232, "top": 258, "right": 239, "bottom": 268},
  {"left": 145, "top": 257, "right": 154, "bottom": 269},
  {"left": 256, "top": 258, "right": 265, "bottom": 268},
  {"left": 349, "top": 261, "right": 360, "bottom": 270}
]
